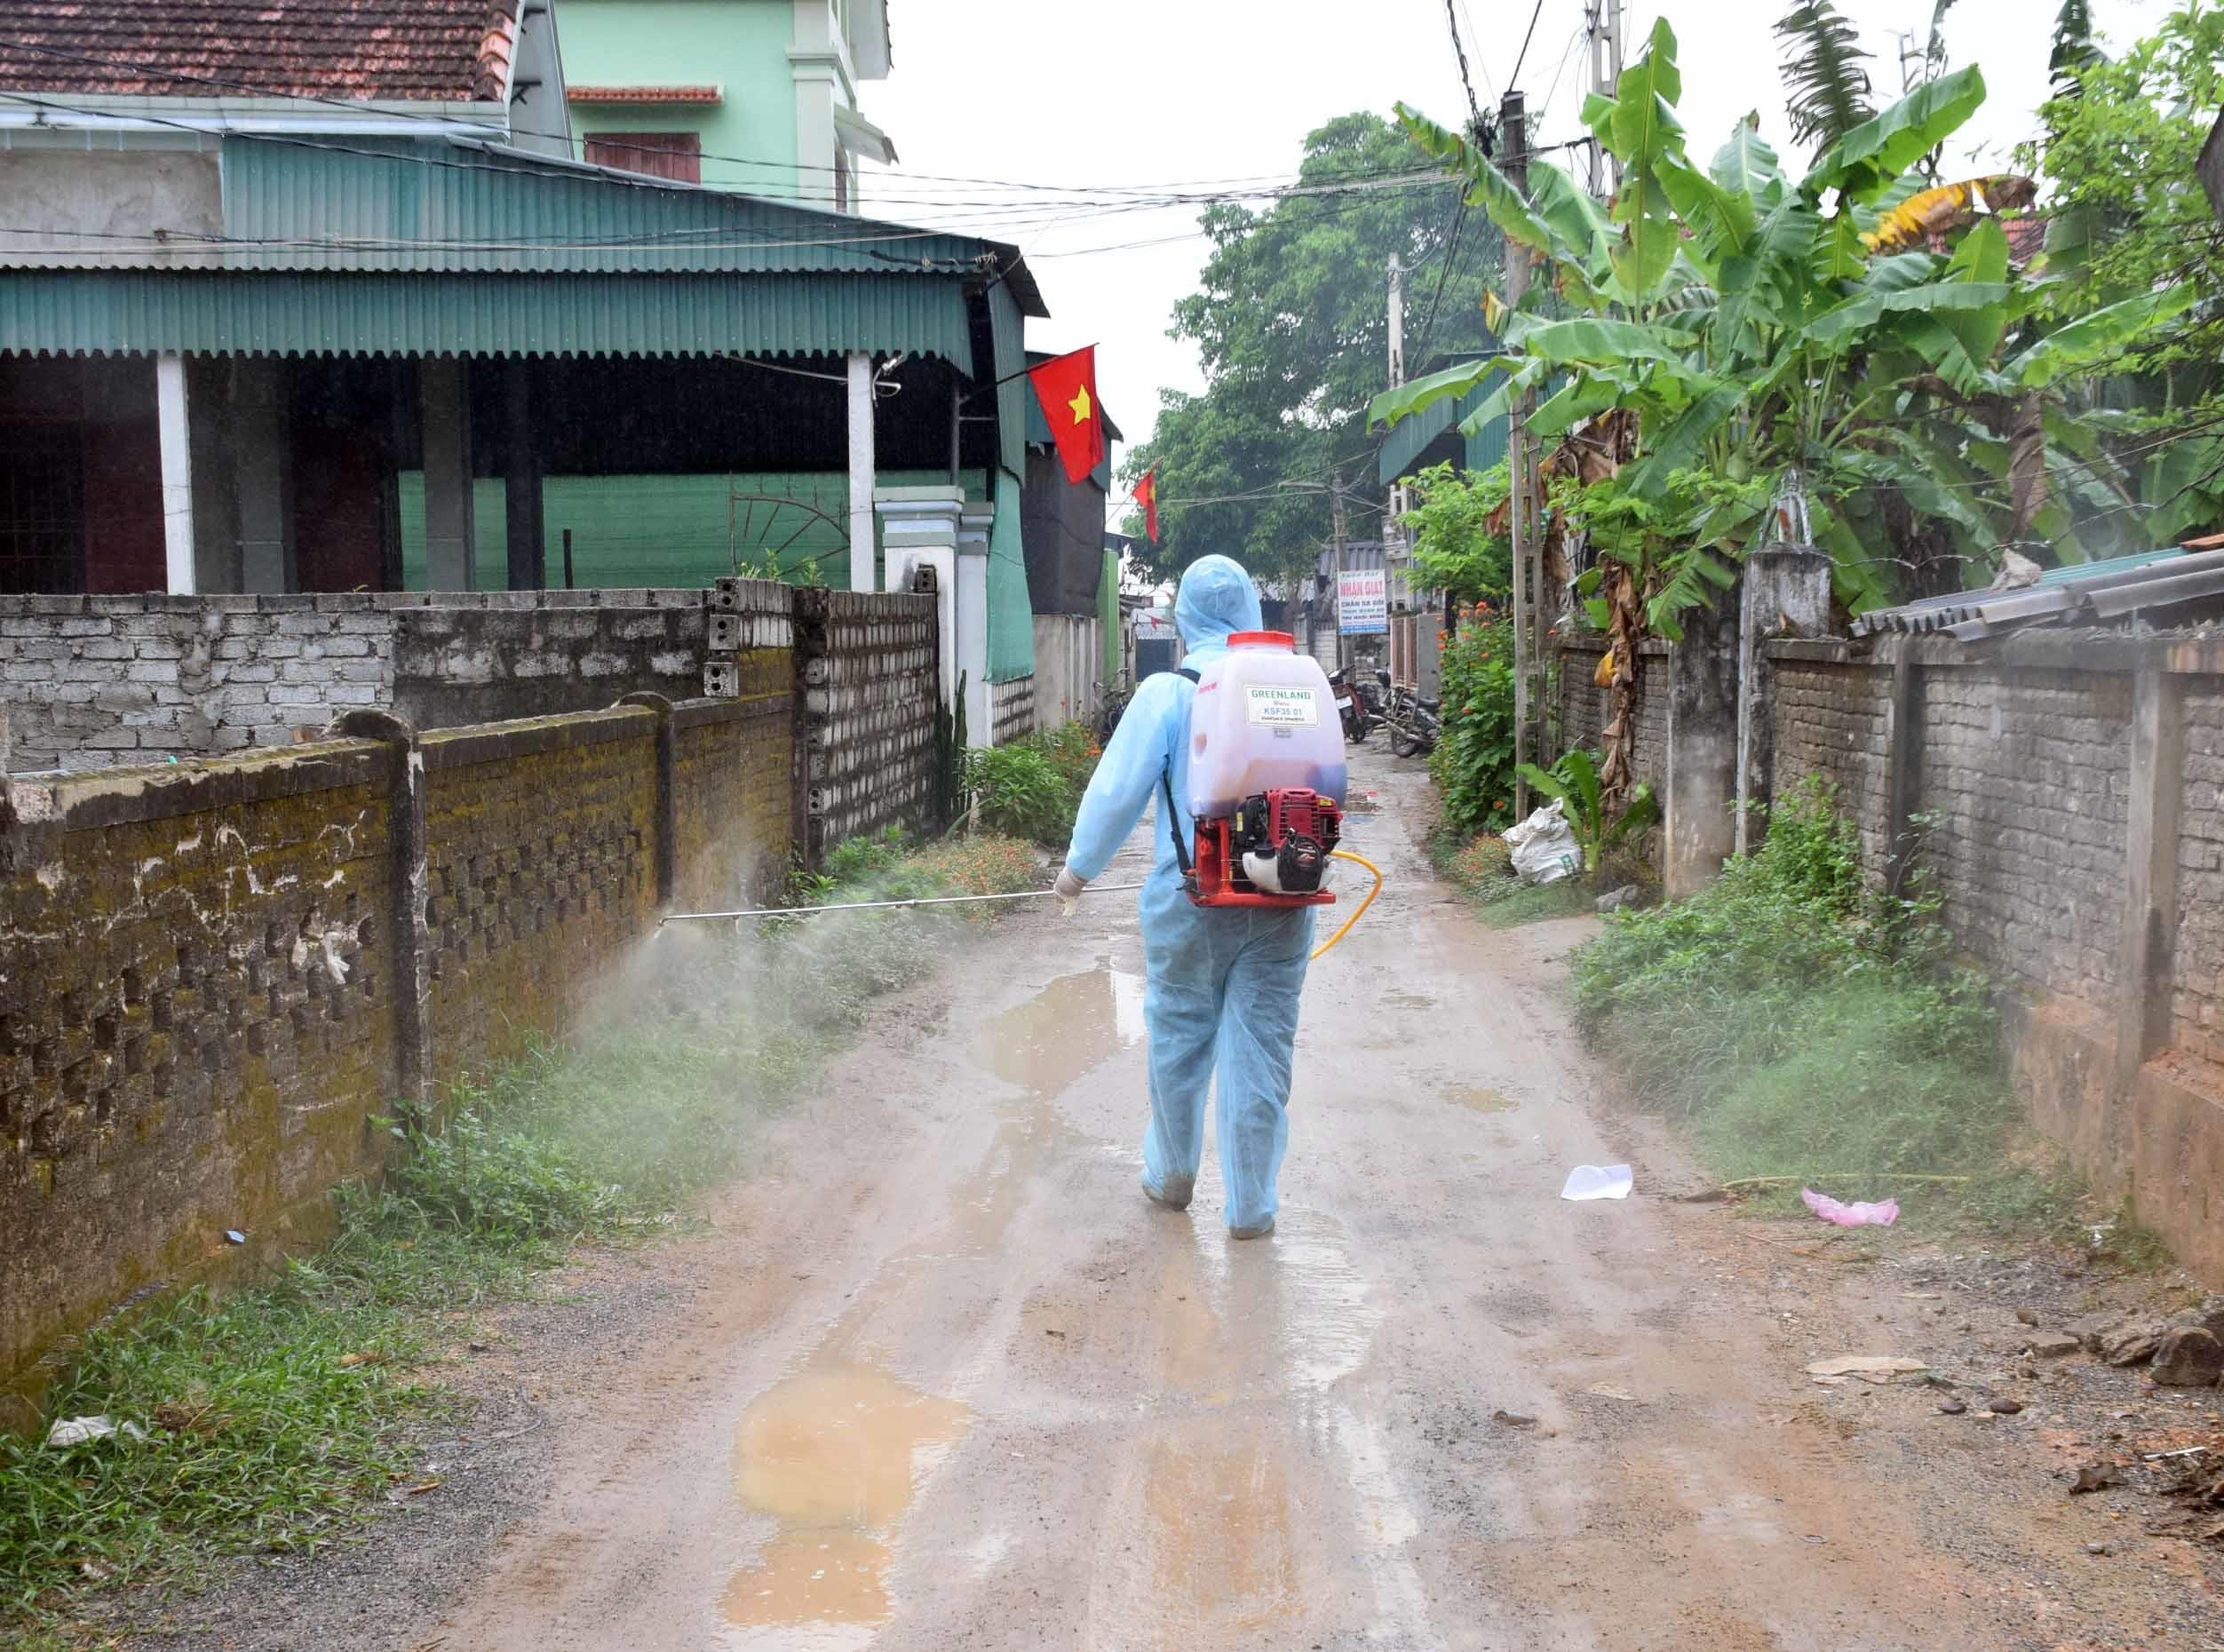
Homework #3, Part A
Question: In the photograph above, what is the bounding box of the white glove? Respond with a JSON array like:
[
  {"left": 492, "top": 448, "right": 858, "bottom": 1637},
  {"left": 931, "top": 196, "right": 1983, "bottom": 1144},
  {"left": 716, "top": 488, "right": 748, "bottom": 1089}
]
[{"left": 1054, "top": 867, "right": 1087, "bottom": 917}]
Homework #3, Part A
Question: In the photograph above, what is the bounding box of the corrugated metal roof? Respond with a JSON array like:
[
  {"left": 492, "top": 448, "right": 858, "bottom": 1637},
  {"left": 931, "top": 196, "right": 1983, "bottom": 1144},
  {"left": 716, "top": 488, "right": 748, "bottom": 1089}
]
[
  {"left": 0, "top": 268, "right": 976, "bottom": 360},
  {"left": 200, "top": 137, "right": 1046, "bottom": 298},
  {"left": 1851, "top": 547, "right": 2224, "bottom": 639}
]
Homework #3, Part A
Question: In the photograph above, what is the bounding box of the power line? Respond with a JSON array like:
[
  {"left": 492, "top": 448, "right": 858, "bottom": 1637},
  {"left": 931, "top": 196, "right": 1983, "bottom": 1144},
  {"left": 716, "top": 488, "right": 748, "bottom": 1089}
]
[
  {"left": 1537, "top": 24, "right": 1590, "bottom": 127},
  {"left": 1414, "top": 204, "right": 1466, "bottom": 361},
  {"left": 0, "top": 36, "right": 1442, "bottom": 215},
  {"left": 1456, "top": 0, "right": 1497, "bottom": 105},
  {"left": 1443, "top": 0, "right": 1483, "bottom": 128},
  {"left": 0, "top": 89, "right": 1458, "bottom": 260},
  {"left": 1509, "top": 0, "right": 1551, "bottom": 90}
]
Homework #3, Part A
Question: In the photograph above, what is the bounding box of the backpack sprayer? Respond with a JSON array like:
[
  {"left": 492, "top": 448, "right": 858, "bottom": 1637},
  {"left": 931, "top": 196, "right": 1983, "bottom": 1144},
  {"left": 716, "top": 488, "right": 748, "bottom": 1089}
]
[
  {"left": 1163, "top": 630, "right": 1347, "bottom": 910},
  {"left": 658, "top": 631, "right": 1384, "bottom": 958}
]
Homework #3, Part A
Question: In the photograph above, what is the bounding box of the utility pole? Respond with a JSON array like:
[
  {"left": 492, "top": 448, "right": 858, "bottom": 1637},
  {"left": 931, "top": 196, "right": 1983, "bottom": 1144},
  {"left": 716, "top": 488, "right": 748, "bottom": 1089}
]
[
  {"left": 1329, "top": 471, "right": 1350, "bottom": 676},
  {"left": 1503, "top": 86, "right": 1534, "bottom": 814},
  {"left": 1585, "top": 1, "right": 1626, "bottom": 198},
  {"left": 1386, "top": 252, "right": 1408, "bottom": 688}
]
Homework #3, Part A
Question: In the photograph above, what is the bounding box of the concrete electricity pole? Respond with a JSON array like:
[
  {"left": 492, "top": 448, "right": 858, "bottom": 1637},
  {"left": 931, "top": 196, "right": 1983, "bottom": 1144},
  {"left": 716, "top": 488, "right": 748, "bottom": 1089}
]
[
  {"left": 1502, "top": 87, "right": 1534, "bottom": 814},
  {"left": 1330, "top": 470, "right": 1350, "bottom": 677},
  {"left": 1386, "top": 252, "right": 1408, "bottom": 686},
  {"left": 1585, "top": 1, "right": 1626, "bottom": 197}
]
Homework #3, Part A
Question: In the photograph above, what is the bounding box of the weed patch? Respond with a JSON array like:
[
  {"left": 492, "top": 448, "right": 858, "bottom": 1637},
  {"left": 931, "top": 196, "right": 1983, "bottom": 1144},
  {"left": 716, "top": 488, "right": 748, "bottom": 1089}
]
[
  {"left": 961, "top": 723, "right": 1102, "bottom": 846},
  {"left": 0, "top": 832, "right": 1041, "bottom": 1634},
  {"left": 1570, "top": 781, "right": 2099, "bottom": 1238}
]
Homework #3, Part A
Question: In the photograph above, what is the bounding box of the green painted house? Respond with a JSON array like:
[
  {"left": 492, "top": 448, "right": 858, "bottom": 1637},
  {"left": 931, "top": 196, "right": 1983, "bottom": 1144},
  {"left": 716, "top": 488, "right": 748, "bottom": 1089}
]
[{"left": 559, "top": 0, "right": 894, "bottom": 203}]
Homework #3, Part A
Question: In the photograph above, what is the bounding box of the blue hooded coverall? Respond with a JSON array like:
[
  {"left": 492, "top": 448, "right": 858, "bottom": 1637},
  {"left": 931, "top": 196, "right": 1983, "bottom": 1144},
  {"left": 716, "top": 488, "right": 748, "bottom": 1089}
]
[{"left": 1060, "top": 556, "right": 1314, "bottom": 1238}]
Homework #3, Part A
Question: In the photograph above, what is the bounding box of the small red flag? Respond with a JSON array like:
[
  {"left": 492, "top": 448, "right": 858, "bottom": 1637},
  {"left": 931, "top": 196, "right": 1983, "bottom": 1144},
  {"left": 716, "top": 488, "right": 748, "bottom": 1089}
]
[
  {"left": 1028, "top": 345, "right": 1104, "bottom": 485},
  {"left": 1135, "top": 466, "right": 1159, "bottom": 543}
]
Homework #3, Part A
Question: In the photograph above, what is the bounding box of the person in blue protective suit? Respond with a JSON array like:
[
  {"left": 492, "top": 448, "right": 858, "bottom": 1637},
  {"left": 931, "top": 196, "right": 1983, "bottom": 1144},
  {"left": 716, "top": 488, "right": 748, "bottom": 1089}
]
[{"left": 1052, "top": 554, "right": 1311, "bottom": 1240}]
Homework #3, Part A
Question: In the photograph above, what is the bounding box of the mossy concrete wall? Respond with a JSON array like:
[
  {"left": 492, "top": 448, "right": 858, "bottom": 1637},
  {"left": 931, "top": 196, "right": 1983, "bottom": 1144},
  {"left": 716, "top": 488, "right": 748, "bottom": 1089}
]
[
  {"left": 1, "top": 742, "right": 404, "bottom": 1419},
  {"left": 1, "top": 577, "right": 943, "bottom": 1405}
]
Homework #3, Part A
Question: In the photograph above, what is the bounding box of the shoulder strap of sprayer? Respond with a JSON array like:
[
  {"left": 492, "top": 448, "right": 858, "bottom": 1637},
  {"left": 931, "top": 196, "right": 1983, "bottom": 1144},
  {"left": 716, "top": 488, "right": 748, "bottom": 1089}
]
[{"left": 1162, "top": 667, "right": 1201, "bottom": 878}]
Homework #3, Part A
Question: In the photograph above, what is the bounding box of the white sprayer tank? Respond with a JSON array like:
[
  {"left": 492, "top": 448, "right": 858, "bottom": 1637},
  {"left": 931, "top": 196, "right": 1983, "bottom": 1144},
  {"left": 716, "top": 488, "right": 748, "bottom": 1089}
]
[{"left": 1187, "top": 631, "right": 1348, "bottom": 818}]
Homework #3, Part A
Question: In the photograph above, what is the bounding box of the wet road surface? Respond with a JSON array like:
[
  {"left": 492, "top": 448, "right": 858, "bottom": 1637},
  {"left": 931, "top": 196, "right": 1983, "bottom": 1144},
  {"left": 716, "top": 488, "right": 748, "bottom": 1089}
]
[{"left": 427, "top": 748, "right": 2194, "bottom": 1652}]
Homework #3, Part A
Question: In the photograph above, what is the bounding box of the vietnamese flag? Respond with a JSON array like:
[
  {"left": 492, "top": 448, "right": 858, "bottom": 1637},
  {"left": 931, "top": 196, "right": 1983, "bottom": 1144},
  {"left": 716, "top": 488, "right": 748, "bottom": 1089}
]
[
  {"left": 1028, "top": 345, "right": 1104, "bottom": 485},
  {"left": 1134, "top": 465, "right": 1159, "bottom": 543}
]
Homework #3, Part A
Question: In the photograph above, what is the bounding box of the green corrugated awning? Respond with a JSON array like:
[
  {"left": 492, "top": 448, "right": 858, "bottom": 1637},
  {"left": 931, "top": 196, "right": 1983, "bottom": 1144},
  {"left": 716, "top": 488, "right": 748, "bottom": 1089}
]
[
  {"left": 989, "top": 283, "right": 1029, "bottom": 480},
  {"left": 1377, "top": 382, "right": 1509, "bottom": 486},
  {"left": 203, "top": 137, "right": 1048, "bottom": 296},
  {"left": 0, "top": 268, "right": 975, "bottom": 361}
]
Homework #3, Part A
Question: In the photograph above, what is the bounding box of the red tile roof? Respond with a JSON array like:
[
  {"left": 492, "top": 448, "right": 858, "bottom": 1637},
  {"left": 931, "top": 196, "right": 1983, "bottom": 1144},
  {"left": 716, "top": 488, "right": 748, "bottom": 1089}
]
[
  {"left": 0, "top": 2, "right": 520, "bottom": 103},
  {"left": 2000, "top": 214, "right": 2046, "bottom": 266}
]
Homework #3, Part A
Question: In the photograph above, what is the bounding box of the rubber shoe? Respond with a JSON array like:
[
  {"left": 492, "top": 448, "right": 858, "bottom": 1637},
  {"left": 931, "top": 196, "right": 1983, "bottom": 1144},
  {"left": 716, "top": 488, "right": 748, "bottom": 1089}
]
[
  {"left": 1142, "top": 1175, "right": 1193, "bottom": 1212},
  {"left": 1227, "top": 1218, "right": 1275, "bottom": 1241}
]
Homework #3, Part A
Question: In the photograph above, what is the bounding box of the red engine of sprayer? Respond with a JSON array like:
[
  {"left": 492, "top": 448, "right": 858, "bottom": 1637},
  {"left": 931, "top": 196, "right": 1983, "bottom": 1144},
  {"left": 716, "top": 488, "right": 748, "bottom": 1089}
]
[{"left": 1187, "top": 787, "right": 1342, "bottom": 909}]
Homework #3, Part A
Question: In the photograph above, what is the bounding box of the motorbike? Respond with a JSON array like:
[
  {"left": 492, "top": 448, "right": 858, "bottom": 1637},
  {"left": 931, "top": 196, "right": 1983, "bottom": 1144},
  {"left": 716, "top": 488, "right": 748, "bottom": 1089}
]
[
  {"left": 1094, "top": 677, "right": 1131, "bottom": 744},
  {"left": 1328, "top": 668, "right": 1371, "bottom": 744},
  {"left": 1377, "top": 668, "right": 1440, "bottom": 758}
]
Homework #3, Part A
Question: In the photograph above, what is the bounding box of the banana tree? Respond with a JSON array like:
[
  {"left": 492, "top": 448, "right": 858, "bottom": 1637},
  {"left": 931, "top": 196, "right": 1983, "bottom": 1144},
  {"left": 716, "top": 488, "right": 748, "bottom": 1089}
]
[{"left": 1370, "top": 18, "right": 2193, "bottom": 798}]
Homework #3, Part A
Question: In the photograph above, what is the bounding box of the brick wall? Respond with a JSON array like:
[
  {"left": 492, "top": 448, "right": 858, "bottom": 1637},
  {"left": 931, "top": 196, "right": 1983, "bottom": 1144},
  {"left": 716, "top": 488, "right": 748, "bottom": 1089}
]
[
  {"left": 0, "top": 591, "right": 710, "bottom": 774},
  {"left": 0, "top": 692, "right": 807, "bottom": 1398},
  {"left": 797, "top": 588, "right": 940, "bottom": 860},
  {"left": 2, "top": 743, "right": 402, "bottom": 1404},
  {"left": 1761, "top": 633, "right": 2224, "bottom": 1277},
  {"left": 1769, "top": 648, "right": 2135, "bottom": 1010},
  {"left": 1560, "top": 639, "right": 1608, "bottom": 757},
  {"left": 2176, "top": 686, "right": 2224, "bottom": 1068},
  {"left": 1773, "top": 655, "right": 1895, "bottom": 873},
  {"left": 1, "top": 576, "right": 959, "bottom": 1394},
  {"left": 420, "top": 713, "right": 660, "bottom": 1082},
  {"left": 1553, "top": 635, "right": 1664, "bottom": 798},
  {"left": 1918, "top": 666, "right": 2132, "bottom": 1009}
]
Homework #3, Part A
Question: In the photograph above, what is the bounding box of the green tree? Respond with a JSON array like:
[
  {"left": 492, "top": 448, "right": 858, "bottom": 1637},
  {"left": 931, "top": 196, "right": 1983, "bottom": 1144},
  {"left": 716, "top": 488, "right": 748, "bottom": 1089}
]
[
  {"left": 1401, "top": 460, "right": 1511, "bottom": 608},
  {"left": 2026, "top": 2, "right": 2224, "bottom": 544},
  {"left": 1120, "top": 112, "right": 1504, "bottom": 586}
]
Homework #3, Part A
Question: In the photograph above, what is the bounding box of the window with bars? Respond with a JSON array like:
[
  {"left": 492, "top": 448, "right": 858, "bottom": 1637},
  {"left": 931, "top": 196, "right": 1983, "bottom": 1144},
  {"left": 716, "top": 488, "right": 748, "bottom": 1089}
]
[{"left": 584, "top": 131, "right": 703, "bottom": 184}]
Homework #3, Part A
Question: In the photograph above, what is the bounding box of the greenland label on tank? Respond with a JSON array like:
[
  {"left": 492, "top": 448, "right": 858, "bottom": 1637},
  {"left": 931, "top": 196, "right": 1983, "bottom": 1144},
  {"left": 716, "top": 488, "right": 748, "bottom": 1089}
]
[{"left": 1245, "top": 685, "right": 1321, "bottom": 727}]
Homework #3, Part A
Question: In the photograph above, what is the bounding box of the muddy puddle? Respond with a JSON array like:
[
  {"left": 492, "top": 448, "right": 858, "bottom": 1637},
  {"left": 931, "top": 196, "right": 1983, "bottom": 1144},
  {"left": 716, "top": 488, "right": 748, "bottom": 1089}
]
[
  {"left": 971, "top": 965, "right": 1145, "bottom": 1097},
  {"left": 721, "top": 1365, "right": 970, "bottom": 1646},
  {"left": 1448, "top": 1085, "right": 1520, "bottom": 1114}
]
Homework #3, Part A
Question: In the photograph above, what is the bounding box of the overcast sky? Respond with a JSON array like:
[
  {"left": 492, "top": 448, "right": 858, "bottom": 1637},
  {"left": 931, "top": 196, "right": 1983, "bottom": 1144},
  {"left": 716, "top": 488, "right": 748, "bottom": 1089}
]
[{"left": 867, "top": 0, "right": 2164, "bottom": 474}]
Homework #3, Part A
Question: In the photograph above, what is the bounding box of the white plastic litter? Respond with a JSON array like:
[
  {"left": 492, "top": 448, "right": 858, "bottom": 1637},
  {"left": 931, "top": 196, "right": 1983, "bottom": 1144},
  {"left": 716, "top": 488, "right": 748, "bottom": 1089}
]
[
  {"left": 1505, "top": 800, "right": 1580, "bottom": 886},
  {"left": 46, "top": 1415, "right": 147, "bottom": 1448},
  {"left": 1560, "top": 1164, "right": 1633, "bottom": 1201}
]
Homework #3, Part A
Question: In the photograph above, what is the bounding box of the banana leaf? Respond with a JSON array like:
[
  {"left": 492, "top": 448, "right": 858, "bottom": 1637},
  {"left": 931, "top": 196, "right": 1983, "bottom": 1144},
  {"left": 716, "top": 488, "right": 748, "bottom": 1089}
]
[
  {"left": 1711, "top": 119, "right": 1787, "bottom": 208},
  {"left": 1368, "top": 354, "right": 1507, "bottom": 430},
  {"left": 1620, "top": 381, "right": 1747, "bottom": 497},
  {"left": 1799, "top": 280, "right": 2014, "bottom": 348},
  {"left": 1396, "top": 102, "right": 1560, "bottom": 259},
  {"left": 1801, "top": 66, "right": 1986, "bottom": 205}
]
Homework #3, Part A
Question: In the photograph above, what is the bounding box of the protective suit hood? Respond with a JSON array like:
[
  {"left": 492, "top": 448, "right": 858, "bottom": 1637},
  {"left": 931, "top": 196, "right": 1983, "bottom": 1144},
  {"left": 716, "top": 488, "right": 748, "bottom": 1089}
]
[{"left": 1173, "top": 555, "right": 1262, "bottom": 655}]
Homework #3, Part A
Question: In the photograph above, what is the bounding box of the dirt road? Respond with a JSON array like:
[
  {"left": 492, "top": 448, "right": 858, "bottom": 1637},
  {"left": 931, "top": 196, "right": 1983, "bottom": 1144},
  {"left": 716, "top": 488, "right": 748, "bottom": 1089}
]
[{"left": 202, "top": 747, "right": 2220, "bottom": 1651}]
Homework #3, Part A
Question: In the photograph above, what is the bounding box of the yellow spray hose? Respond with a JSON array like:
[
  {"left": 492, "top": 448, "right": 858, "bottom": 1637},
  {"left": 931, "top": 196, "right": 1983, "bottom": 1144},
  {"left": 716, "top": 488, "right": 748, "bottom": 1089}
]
[{"left": 1311, "top": 849, "right": 1383, "bottom": 960}]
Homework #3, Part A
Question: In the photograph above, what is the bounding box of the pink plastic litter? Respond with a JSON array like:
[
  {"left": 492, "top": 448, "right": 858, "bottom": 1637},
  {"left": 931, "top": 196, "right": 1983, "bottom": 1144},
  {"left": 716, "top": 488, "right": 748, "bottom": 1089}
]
[{"left": 1801, "top": 1187, "right": 1900, "bottom": 1227}]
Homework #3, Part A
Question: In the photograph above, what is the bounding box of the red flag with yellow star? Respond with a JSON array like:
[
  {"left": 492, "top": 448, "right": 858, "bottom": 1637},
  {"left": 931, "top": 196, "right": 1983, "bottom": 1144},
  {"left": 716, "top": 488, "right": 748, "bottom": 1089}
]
[
  {"left": 1028, "top": 345, "right": 1104, "bottom": 485},
  {"left": 1134, "top": 465, "right": 1159, "bottom": 543}
]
